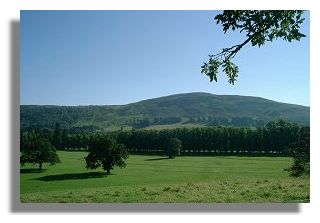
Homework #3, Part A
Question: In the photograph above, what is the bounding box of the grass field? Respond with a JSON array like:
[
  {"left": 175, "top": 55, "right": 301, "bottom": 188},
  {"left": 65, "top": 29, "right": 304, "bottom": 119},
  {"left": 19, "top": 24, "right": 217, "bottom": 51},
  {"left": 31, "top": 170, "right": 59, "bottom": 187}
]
[{"left": 20, "top": 151, "right": 309, "bottom": 203}]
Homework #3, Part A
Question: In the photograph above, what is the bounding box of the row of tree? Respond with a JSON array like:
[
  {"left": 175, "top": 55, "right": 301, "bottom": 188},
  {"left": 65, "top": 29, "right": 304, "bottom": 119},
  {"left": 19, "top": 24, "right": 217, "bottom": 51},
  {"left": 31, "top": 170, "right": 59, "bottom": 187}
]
[
  {"left": 113, "top": 120, "right": 308, "bottom": 156},
  {"left": 29, "top": 120, "right": 309, "bottom": 156},
  {"left": 20, "top": 120, "right": 310, "bottom": 176},
  {"left": 26, "top": 120, "right": 309, "bottom": 157}
]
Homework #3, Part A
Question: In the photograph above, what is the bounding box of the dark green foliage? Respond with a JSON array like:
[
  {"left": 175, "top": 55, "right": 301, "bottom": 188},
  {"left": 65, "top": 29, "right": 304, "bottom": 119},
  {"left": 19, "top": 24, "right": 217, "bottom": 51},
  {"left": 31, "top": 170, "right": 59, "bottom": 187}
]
[
  {"left": 114, "top": 120, "right": 307, "bottom": 157},
  {"left": 20, "top": 93, "right": 310, "bottom": 132},
  {"left": 202, "top": 10, "right": 306, "bottom": 84},
  {"left": 288, "top": 148, "right": 310, "bottom": 177},
  {"left": 52, "top": 123, "right": 62, "bottom": 149},
  {"left": 20, "top": 132, "right": 60, "bottom": 170},
  {"left": 24, "top": 120, "right": 308, "bottom": 159},
  {"left": 85, "top": 135, "right": 129, "bottom": 174},
  {"left": 61, "top": 128, "right": 69, "bottom": 149},
  {"left": 286, "top": 127, "right": 310, "bottom": 177},
  {"left": 132, "top": 118, "right": 151, "bottom": 129},
  {"left": 21, "top": 120, "right": 309, "bottom": 177},
  {"left": 166, "top": 138, "right": 182, "bottom": 159}
]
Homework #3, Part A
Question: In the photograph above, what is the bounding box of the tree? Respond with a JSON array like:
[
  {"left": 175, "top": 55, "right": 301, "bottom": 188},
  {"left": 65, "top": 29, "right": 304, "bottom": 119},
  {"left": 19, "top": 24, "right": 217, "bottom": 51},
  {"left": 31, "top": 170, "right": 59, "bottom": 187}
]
[
  {"left": 201, "top": 10, "right": 306, "bottom": 84},
  {"left": 166, "top": 137, "right": 182, "bottom": 159},
  {"left": 85, "top": 135, "right": 128, "bottom": 174},
  {"left": 286, "top": 126, "right": 310, "bottom": 177},
  {"left": 20, "top": 132, "right": 60, "bottom": 170}
]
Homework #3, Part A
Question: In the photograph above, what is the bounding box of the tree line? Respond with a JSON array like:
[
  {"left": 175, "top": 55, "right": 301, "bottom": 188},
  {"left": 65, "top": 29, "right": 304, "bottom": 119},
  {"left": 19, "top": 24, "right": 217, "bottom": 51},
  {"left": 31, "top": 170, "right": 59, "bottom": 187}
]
[
  {"left": 114, "top": 120, "right": 308, "bottom": 156},
  {"left": 26, "top": 120, "right": 309, "bottom": 156},
  {"left": 20, "top": 120, "right": 309, "bottom": 176}
]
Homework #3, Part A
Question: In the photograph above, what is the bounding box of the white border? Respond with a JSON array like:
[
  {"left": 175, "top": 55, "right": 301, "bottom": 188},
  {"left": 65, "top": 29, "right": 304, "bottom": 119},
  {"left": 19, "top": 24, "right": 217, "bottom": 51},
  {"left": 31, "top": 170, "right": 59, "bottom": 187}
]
[{"left": 1, "top": 0, "right": 319, "bottom": 222}]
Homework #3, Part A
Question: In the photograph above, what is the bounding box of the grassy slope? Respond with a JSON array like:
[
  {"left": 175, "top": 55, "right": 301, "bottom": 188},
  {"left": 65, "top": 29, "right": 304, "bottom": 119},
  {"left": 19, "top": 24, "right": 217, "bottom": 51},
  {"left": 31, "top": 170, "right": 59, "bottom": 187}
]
[
  {"left": 143, "top": 123, "right": 203, "bottom": 130},
  {"left": 20, "top": 92, "right": 310, "bottom": 130},
  {"left": 20, "top": 151, "right": 309, "bottom": 203}
]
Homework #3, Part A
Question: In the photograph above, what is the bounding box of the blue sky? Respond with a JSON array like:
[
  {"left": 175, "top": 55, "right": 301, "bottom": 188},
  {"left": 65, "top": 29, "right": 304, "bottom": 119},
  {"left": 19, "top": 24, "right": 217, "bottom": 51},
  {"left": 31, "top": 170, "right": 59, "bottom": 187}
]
[{"left": 20, "top": 10, "right": 310, "bottom": 106}]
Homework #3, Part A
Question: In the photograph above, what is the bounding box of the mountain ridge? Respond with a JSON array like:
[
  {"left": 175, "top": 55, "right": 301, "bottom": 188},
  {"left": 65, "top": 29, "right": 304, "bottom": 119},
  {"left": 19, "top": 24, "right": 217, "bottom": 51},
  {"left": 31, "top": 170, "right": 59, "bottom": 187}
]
[
  {"left": 20, "top": 92, "right": 310, "bottom": 132},
  {"left": 20, "top": 92, "right": 309, "bottom": 107}
]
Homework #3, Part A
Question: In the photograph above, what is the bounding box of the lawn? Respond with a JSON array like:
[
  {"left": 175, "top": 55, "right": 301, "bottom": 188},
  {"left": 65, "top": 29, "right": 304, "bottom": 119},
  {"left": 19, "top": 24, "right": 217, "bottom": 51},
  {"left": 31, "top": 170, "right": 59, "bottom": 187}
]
[{"left": 20, "top": 151, "right": 309, "bottom": 203}]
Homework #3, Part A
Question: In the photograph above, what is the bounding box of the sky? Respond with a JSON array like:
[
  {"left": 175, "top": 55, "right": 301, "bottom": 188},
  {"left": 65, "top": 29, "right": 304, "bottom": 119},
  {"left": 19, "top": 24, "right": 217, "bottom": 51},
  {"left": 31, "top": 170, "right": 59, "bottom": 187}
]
[{"left": 20, "top": 10, "right": 310, "bottom": 106}]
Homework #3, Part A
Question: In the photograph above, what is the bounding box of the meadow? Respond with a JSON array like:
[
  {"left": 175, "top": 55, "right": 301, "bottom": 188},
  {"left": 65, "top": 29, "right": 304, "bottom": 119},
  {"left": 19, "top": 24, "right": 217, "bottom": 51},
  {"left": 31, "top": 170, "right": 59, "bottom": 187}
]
[{"left": 20, "top": 151, "right": 309, "bottom": 203}]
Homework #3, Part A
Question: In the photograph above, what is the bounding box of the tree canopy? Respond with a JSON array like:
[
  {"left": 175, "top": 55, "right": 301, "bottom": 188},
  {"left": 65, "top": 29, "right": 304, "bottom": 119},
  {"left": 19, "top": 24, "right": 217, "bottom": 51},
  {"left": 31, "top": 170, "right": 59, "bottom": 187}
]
[
  {"left": 20, "top": 132, "right": 60, "bottom": 170},
  {"left": 201, "top": 10, "right": 306, "bottom": 84},
  {"left": 85, "top": 135, "right": 129, "bottom": 174},
  {"left": 166, "top": 137, "right": 182, "bottom": 159},
  {"left": 286, "top": 126, "right": 310, "bottom": 177}
]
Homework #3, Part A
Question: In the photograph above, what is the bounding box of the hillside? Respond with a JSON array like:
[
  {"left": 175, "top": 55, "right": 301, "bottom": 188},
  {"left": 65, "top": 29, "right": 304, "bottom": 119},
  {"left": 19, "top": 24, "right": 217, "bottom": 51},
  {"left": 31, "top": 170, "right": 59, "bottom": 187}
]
[{"left": 20, "top": 92, "right": 310, "bottom": 132}]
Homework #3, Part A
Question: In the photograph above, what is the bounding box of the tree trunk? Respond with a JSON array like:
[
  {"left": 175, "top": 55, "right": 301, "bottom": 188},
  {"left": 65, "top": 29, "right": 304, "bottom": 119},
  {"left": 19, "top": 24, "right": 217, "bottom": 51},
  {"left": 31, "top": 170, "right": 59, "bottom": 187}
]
[
  {"left": 39, "top": 162, "right": 43, "bottom": 170},
  {"left": 106, "top": 169, "right": 111, "bottom": 174}
]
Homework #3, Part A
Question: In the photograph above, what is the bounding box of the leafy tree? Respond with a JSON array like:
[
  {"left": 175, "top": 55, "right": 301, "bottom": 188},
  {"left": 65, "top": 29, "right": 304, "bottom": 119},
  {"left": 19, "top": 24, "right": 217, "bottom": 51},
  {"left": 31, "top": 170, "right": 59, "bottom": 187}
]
[
  {"left": 201, "top": 10, "right": 306, "bottom": 84},
  {"left": 20, "top": 132, "right": 60, "bottom": 170},
  {"left": 85, "top": 135, "right": 128, "bottom": 174},
  {"left": 286, "top": 127, "right": 310, "bottom": 177},
  {"left": 166, "top": 137, "right": 182, "bottom": 159}
]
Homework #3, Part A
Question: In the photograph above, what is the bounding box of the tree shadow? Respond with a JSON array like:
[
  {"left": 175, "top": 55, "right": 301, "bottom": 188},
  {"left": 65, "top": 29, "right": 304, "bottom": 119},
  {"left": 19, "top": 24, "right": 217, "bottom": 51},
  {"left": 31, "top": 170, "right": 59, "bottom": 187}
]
[
  {"left": 145, "top": 157, "right": 170, "bottom": 161},
  {"left": 20, "top": 169, "right": 47, "bottom": 174},
  {"left": 32, "top": 172, "right": 107, "bottom": 181}
]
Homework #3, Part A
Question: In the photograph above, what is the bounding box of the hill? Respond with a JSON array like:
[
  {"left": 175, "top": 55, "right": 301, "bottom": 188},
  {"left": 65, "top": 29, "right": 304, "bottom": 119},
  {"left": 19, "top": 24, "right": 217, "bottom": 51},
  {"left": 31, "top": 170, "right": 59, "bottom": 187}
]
[{"left": 20, "top": 92, "right": 309, "bottom": 132}]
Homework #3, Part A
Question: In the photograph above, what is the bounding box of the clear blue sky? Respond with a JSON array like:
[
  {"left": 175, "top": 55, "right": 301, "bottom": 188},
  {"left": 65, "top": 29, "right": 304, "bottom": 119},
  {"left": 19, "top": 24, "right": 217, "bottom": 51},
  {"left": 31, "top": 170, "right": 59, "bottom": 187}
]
[{"left": 20, "top": 10, "right": 310, "bottom": 106}]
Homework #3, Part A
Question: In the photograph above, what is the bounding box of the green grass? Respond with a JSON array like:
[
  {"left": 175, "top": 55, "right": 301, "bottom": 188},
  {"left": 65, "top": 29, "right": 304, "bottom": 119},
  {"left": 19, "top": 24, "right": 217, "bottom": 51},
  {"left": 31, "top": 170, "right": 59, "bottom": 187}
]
[
  {"left": 144, "top": 123, "right": 203, "bottom": 130},
  {"left": 20, "top": 151, "right": 309, "bottom": 203}
]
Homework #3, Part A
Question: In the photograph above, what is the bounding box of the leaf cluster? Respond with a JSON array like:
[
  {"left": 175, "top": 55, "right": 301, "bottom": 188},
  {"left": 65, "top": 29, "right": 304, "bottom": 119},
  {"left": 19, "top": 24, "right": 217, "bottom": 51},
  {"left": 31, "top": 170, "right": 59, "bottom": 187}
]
[
  {"left": 202, "top": 10, "right": 306, "bottom": 84},
  {"left": 215, "top": 10, "right": 305, "bottom": 46}
]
